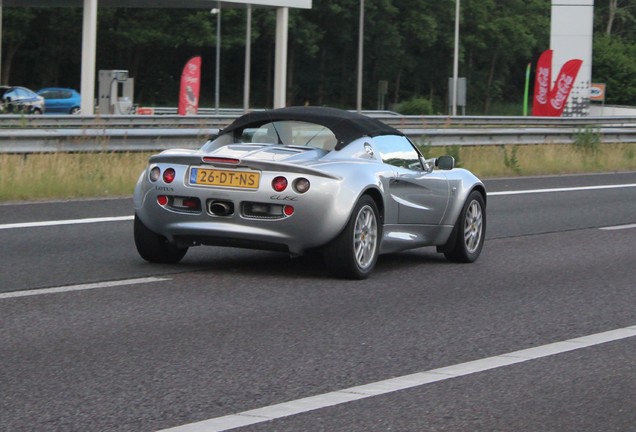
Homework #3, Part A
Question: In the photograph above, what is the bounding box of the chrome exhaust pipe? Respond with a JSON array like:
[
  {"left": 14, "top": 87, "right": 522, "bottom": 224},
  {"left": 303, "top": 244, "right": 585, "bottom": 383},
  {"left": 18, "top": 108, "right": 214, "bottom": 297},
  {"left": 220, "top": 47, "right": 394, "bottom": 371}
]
[{"left": 209, "top": 200, "right": 234, "bottom": 216}]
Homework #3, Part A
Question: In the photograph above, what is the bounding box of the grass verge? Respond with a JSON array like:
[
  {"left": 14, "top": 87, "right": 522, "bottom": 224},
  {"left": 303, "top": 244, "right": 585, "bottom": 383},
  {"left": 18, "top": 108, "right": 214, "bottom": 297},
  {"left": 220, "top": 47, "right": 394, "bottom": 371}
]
[
  {"left": 420, "top": 142, "right": 636, "bottom": 177},
  {"left": 1, "top": 143, "right": 635, "bottom": 202},
  {"left": 0, "top": 152, "right": 151, "bottom": 202}
]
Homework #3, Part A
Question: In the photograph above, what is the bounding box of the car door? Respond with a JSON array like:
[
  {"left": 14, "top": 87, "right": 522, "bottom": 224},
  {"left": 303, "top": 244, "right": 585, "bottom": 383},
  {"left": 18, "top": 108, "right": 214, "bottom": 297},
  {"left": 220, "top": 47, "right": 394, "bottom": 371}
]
[
  {"left": 54, "top": 90, "right": 71, "bottom": 112},
  {"left": 41, "top": 90, "right": 60, "bottom": 112},
  {"left": 373, "top": 135, "right": 450, "bottom": 225},
  {"left": 4, "top": 89, "right": 21, "bottom": 112}
]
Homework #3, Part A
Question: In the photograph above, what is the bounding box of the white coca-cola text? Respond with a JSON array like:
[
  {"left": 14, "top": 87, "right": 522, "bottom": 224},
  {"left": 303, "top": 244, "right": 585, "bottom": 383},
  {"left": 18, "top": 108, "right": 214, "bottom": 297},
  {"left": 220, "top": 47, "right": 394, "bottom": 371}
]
[
  {"left": 535, "top": 67, "right": 550, "bottom": 104},
  {"left": 550, "top": 74, "right": 574, "bottom": 110}
]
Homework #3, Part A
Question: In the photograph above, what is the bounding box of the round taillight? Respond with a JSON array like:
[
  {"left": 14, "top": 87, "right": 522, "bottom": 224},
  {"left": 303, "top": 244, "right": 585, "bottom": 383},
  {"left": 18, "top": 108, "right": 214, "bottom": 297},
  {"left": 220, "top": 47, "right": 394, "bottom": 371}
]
[
  {"left": 283, "top": 205, "right": 294, "bottom": 216},
  {"left": 149, "top": 166, "right": 161, "bottom": 182},
  {"left": 294, "top": 178, "right": 310, "bottom": 193},
  {"left": 157, "top": 195, "right": 168, "bottom": 206},
  {"left": 163, "top": 168, "right": 176, "bottom": 183},
  {"left": 272, "top": 176, "right": 288, "bottom": 192}
]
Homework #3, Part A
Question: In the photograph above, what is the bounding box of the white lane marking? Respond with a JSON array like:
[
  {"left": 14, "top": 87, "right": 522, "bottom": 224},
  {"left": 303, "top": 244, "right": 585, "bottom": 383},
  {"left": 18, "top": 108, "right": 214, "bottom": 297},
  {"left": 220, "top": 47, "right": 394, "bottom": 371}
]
[
  {"left": 600, "top": 224, "right": 636, "bottom": 231},
  {"left": 0, "top": 215, "right": 133, "bottom": 230},
  {"left": 157, "top": 325, "right": 636, "bottom": 432},
  {"left": 0, "top": 277, "right": 170, "bottom": 300},
  {"left": 488, "top": 183, "right": 636, "bottom": 196}
]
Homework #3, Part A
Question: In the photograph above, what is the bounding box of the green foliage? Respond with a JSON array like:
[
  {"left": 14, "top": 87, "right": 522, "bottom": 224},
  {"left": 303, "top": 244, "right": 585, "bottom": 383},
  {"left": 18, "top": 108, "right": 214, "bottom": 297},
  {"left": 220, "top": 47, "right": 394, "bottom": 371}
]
[
  {"left": 0, "top": 1, "right": 630, "bottom": 111},
  {"left": 592, "top": 35, "right": 636, "bottom": 105},
  {"left": 572, "top": 127, "right": 602, "bottom": 155},
  {"left": 3, "top": 8, "right": 80, "bottom": 86},
  {"left": 500, "top": 145, "right": 521, "bottom": 174},
  {"left": 445, "top": 145, "right": 462, "bottom": 167},
  {"left": 461, "top": 0, "right": 550, "bottom": 113},
  {"left": 395, "top": 97, "right": 434, "bottom": 115},
  {"left": 590, "top": 0, "right": 636, "bottom": 106},
  {"left": 466, "top": 101, "right": 525, "bottom": 116},
  {"left": 415, "top": 140, "right": 433, "bottom": 158},
  {"left": 594, "top": 0, "right": 636, "bottom": 37}
]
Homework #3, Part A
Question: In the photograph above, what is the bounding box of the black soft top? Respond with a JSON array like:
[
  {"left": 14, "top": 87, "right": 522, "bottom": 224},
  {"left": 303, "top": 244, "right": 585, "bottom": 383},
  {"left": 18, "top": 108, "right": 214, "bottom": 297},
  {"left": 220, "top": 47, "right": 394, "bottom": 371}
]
[{"left": 219, "top": 106, "right": 404, "bottom": 150}]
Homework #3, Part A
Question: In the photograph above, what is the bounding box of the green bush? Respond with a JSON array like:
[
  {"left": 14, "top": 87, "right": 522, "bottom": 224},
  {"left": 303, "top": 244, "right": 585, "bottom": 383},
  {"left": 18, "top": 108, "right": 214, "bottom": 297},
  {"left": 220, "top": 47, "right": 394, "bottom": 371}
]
[
  {"left": 501, "top": 145, "right": 521, "bottom": 174},
  {"left": 446, "top": 144, "right": 462, "bottom": 167},
  {"left": 573, "top": 127, "right": 601, "bottom": 155},
  {"left": 395, "top": 97, "right": 434, "bottom": 115}
]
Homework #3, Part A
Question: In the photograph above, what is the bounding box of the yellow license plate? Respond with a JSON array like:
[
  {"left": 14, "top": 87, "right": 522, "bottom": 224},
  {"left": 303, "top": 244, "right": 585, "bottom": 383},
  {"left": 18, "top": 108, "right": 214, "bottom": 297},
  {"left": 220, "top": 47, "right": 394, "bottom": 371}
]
[{"left": 190, "top": 167, "right": 260, "bottom": 189}]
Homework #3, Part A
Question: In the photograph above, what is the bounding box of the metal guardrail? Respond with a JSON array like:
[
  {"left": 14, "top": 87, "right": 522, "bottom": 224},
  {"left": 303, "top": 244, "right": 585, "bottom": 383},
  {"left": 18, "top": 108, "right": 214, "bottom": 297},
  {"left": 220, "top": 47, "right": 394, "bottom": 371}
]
[
  {"left": 0, "top": 114, "right": 237, "bottom": 130},
  {"left": 4, "top": 112, "right": 636, "bottom": 129},
  {"left": 404, "top": 127, "right": 636, "bottom": 146},
  {"left": 0, "top": 127, "right": 219, "bottom": 153},
  {"left": 1, "top": 112, "right": 636, "bottom": 153}
]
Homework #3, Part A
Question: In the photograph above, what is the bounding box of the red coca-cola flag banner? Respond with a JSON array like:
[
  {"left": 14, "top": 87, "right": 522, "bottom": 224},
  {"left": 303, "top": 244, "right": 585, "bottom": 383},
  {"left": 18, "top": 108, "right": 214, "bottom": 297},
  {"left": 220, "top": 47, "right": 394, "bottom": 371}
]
[
  {"left": 531, "top": 49, "right": 552, "bottom": 116},
  {"left": 544, "top": 59, "right": 583, "bottom": 117},
  {"left": 178, "top": 56, "right": 202, "bottom": 116}
]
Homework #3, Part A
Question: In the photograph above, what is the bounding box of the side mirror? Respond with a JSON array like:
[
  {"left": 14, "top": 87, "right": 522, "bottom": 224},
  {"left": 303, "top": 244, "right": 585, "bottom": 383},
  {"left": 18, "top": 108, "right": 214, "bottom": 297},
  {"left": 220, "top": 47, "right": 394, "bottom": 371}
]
[{"left": 436, "top": 155, "right": 455, "bottom": 170}]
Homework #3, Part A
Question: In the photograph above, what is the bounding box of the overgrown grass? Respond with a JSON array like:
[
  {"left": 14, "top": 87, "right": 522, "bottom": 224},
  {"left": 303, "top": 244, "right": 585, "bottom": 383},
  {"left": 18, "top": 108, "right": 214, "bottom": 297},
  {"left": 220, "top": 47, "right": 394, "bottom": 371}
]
[
  {"left": 0, "top": 152, "right": 152, "bottom": 202},
  {"left": 421, "top": 143, "right": 636, "bottom": 178},
  {"left": 1, "top": 144, "right": 636, "bottom": 202}
]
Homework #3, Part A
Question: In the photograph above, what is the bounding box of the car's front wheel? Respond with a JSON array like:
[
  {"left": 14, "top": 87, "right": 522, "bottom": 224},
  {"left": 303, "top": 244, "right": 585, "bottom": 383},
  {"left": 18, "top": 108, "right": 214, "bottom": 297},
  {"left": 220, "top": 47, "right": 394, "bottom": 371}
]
[
  {"left": 442, "top": 190, "right": 486, "bottom": 263},
  {"left": 134, "top": 214, "right": 188, "bottom": 264},
  {"left": 323, "top": 195, "right": 380, "bottom": 279}
]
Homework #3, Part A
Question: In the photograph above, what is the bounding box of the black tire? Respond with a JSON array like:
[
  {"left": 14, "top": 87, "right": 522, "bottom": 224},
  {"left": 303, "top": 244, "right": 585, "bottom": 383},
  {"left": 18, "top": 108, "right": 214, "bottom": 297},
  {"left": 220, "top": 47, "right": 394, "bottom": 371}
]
[
  {"left": 443, "top": 191, "right": 486, "bottom": 263},
  {"left": 323, "top": 195, "right": 381, "bottom": 279},
  {"left": 70, "top": 107, "right": 80, "bottom": 115},
  {"left": 134, "top": 214, "right": 188, "bottom": 264}
]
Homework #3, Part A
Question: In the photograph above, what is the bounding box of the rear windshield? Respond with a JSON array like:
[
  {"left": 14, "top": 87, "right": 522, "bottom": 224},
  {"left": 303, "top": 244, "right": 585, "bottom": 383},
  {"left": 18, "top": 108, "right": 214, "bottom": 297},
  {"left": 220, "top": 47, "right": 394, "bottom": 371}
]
[{"left": 205, "top": 120, "right": 338, "bottom": 151}]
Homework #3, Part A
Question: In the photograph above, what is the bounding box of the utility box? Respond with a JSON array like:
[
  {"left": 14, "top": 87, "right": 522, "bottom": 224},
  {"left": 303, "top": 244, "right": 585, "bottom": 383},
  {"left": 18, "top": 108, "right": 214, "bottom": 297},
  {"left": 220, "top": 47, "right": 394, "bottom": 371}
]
[
  {"left": 98, "top": 70, "right": 134, "bottom": 115},
  {"left": 377, "top": 80, "right": 388, "bottom": 110},
  {"left": 448, "top": 77, "right": 467, "bottom": 115}
]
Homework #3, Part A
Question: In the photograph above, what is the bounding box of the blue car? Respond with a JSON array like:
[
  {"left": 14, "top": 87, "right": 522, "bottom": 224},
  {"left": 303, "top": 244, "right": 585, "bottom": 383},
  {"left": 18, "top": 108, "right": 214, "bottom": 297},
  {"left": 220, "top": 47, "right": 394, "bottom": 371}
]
[{"left": 37, "top": 87, "right": 81, "bottom": 114}]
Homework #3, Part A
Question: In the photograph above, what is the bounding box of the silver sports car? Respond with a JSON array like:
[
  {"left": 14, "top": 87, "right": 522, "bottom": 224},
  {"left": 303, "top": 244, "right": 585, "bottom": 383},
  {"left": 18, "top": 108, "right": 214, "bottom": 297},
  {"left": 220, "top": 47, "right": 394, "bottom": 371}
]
[{"left": 134, "top": 106, "right": 486, "bottom": 279}]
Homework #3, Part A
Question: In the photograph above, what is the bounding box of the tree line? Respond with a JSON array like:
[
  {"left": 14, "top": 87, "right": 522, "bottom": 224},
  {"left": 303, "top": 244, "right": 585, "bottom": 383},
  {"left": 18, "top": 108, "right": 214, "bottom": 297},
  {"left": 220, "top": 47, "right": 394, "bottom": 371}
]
[{"left": 2, "top": 0, "right": 635, "bottom": 114}]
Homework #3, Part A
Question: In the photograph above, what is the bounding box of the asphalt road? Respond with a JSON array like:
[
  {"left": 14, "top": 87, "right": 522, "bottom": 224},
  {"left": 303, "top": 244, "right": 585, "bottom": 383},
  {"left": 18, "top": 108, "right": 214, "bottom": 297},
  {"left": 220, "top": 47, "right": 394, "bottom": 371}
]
[{"left": 1, "top": 171, "right": 635, "bottom": 432}]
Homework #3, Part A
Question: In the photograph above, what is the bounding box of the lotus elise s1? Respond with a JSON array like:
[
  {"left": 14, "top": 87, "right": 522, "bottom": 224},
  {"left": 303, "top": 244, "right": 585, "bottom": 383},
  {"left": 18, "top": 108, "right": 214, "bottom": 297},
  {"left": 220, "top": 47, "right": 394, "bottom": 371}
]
[{"left": 134, "top": 106, "right": 486, "bottom": 279}]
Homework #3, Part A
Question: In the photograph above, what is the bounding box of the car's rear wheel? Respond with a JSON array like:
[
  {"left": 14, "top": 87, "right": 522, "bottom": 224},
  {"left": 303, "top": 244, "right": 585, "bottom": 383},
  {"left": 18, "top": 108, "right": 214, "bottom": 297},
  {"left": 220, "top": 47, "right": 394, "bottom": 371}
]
[
  {"left": 70, "top": 107, "right": 80, "bottom": 114},
  {"left": 323, "top": 195, "right": 380, "bottom": 279},
  {"left": 134, "top": 214, "right": 188, "bottom": 263},
  {"left": 443, "top": 190, "right": 486, "bottom": 263}
]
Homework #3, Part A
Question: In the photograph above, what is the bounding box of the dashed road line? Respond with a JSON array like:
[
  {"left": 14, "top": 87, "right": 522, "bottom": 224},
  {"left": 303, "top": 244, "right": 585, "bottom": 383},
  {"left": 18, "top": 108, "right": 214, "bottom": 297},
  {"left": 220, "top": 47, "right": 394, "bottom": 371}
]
[
  {"left": 488, "top": 183, "right": 636, "bottom": 196},
  {"left": 0, "top": 215, "right": 133, "bottom": 230},
  {"left": 0, "top": 277, "right": 170, "bottom": 299},
  {"left": 600, "top": 223, "right": 636, "bottom": 231}
]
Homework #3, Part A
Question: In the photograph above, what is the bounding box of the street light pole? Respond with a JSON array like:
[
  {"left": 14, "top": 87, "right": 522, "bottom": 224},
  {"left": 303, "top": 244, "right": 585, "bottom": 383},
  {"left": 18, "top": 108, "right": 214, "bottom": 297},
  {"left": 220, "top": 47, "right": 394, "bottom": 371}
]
[
  {"left": 212, "top": 3, "right": 222, "bottom": 114},
  {"left": 356, "top": 0, "right": 364, "bottom": 113},
  {"left": 243, "top": 4, "right": 252, "bottom": 112},
  {"left": 452, "top": 0, "right": 460, "bottom": 116},
  {"left": 80, "top": 0, "right": 98, "bottom": 115},
  {"left": 0, "top": 6, "right": 3, "bottom": 85}
]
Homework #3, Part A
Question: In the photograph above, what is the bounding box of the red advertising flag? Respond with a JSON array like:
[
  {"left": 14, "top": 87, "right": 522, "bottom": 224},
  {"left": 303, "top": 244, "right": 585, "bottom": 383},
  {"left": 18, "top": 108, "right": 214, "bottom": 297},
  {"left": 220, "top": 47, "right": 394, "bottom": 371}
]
[
  {"left": 545, "top": 59, "right": 583, "bottom": 117},
  {"left": 178, "top": 56, "right": 202, "bottom": 116},
  {"left": 531, "top": 49, "right": 552, "bottom": 116}
]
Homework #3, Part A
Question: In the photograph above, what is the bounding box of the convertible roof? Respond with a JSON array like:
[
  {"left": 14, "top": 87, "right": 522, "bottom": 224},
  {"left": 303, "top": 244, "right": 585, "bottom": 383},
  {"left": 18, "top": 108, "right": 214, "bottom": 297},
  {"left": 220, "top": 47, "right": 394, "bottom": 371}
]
[{"left": 220, "top": 106, "right": 404, "bottom": 150}]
